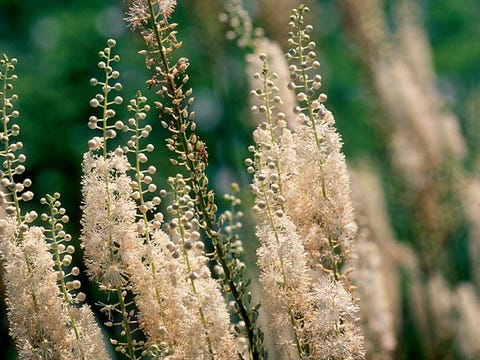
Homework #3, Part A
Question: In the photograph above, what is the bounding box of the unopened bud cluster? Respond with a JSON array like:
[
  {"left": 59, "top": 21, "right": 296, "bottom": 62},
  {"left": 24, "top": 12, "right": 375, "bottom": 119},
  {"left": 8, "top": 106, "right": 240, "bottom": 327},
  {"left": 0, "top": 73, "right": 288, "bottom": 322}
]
[
  {"left": 40, "top": 193, "right": 86, "bottom": 303},
  {"left": 124, "top": 93, "right": 166, "bottom": 228},
  {"left": 220, "top": 185, "right": 244, "bottom": 250},
  {"left": 164, "top": 174, "right": 207, "bottom": 278},
  {"left": 0, "top": 55, "right": 36, "bottom": 224},
  {"left": 88, "top": 39, "right": 123, "bottom": 151},
  {"left": 249, "top": 57, "right": 289, "bottom": 134},
  {"left": 247, "top": 56, "right": 290, "bottom": 221},
  {"left": 286, "top": 5, "right": 331, "bottom": 126}
]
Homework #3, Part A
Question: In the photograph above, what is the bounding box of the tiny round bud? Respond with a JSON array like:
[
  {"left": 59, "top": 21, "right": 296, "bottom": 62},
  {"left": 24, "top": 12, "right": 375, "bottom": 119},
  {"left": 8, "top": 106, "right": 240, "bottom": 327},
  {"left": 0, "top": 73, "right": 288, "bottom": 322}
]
[
  {"left": 25, "top": 211, "right": 38, "bottom": 223},
  {"left": 15, "top": 165, "right": 25, "bottom": 174},
  {"left": 114, "top": 120, "right": 124, "bottom": 130},
  {"left": 297, "top": 92, "right": 307, "bottom": 102},
  {"left": 89, "top": 98, "right": 100, "bottom": 107},
  {"left": 188, "top": 271, "right": 198, "bottom": 280},
  {"left": 21, "top": 191, "right": 34, "bottom": 201},
  {"left": 72, "top": 280, "right": 81, "bottom": 289},
  {"left": 148, "top": 184, "right": 157, "bottom": 193},
  {"left": 62, "top": 255, "right": 72, "bottom": 266},
  {"left": 106, "top": 129, "right": 117, "bottom": 139},
  {"left": 105, "top": 109, "right": 116, "bottom": 118},
  {"left": 76, "top": 292, "right": 86, "bottom": 302}
]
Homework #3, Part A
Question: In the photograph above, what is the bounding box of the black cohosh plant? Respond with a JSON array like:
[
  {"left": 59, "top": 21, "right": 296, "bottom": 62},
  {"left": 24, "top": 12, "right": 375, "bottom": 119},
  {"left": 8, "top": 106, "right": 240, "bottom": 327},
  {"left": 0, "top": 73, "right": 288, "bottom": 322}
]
[{"left": 0, "top": 1, "right": 365, "bottom": 359}]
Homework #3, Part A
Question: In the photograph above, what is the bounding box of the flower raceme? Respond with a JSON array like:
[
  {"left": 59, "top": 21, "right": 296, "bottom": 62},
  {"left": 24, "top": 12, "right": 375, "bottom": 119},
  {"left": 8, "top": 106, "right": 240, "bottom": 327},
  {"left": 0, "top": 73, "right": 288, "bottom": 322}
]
[{"left": 246, "top": 4, "right": 365, "bottom": 358}]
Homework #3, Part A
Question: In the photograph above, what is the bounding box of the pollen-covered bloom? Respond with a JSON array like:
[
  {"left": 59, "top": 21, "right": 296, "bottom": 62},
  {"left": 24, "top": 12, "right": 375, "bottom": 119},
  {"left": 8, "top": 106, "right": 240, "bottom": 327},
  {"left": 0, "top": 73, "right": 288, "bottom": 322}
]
[
  {"left": 131, "top": 229, "right": 185, "bottom": 355},
  {"left": 355, "top": 239, "right": 396, "bottom": 358},
  {"left": 0, "top": 220, "right": 110, "bottom": 359},
  {"left": 279, "top": 5, "right": 358, "bottom": 279},
  {"left": 81, "top": 151, "right": 141, "bottom": 287},
  {"left": 455, "top": 283, "right": 480, "bottom": 358},
  {"left": 248, "top": 48, "right": 364, "bottom": 357},
  {"left": 0, "top": 220, "right": 70, "bottom": 358},
  {"left": 282, "top": 111, "right": 358, "bottom": 275},
  {"left": 160, "top": 176, "right": 238, "bottom": 359},
  {"left": 125, "top": 0, "right": 177, "bottom": 30},
  {"left": 131, "top": 175, "right": 237, "bottom": 359},
  {"left": 256, "top": 214, "right": 313, "bottom": 358},
  {"left": 158, "top": 0, "right": 177, "bottom": 17},
  {"left": 251, "top": 121, "right": 364, "bottom": 358},
  {"left": 307, "top": 277, "right": 366, "bottom": 359},
  {"left": 68, "top": 305, "right": 113, "bottom": 359}
]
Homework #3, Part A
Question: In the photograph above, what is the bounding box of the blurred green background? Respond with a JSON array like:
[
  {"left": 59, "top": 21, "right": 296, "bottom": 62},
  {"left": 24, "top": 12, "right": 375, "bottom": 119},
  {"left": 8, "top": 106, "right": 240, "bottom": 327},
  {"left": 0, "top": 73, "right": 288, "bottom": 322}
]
[{"left": 1, "top": 0, "right": 479, "bottom": 359}]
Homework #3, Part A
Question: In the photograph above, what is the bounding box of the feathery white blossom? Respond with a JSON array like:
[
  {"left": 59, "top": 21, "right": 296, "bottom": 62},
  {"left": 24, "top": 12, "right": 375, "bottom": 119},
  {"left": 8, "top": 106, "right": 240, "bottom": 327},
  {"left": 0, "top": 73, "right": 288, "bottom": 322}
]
[
  {"left": 80, "top": 152, "right": 141, "bottom": 287},
  {"left": 129, "top": 175, "right": 238, "bottom": 359},
  {"left": 0, "top": 220, "right": 111, "bottom": 359}
]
